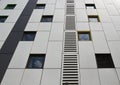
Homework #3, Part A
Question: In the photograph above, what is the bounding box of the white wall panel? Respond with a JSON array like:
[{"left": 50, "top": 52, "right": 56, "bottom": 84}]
[
  {"left": 31, "top": 32, "right": 49, "bottom": 53},
  {"left": 43, "top": 4, "right": 55, "bottom": 15},
  {"left": 44, "top": 42, "right": 62, "bottom": 68},
  {"left": 111, "top": 16, "right": 120, "bottom": 23},
  {"left": 0, "top": 0, "right": 28, "bottom": 10},
  {"left": 90, "top": 23, "right": 103, "bottom": 30},
  {"left": 103, "top": 0, "right": 113, "bottom": 4},
  {"left": 80, "top": 69, "right": 100, "bottom": 85},
  {"left": 79, "top": 42, "right": 97, "bottom": 68},
  {"left": 1, "top": 69, "right": 24, "bottom": 85},
  {"left": 0, "top": 0, "right": 8, "bottom": 9},
  {"left": 111, "top": 16, "right": 120, "bottom": 30},
  {"left": 37, "top": 0, "right": 47, "bottom": 3},
  {"left": 92, "top": 31, "right": 110, "bottom": 53},
  {"left": 0, "top": 23, "right": 14, "bottom": 41},
  {"left": 25, "top": 23, "right": 52, "bottom": 31},
  {"left": 8, "top": 42, "right": 33, "bottom": 68},
  {"left": 102, "top": 23, "right": 120, "bottom": 40},
  {"left": 76, "top": 23, "right": 89, "bottom": 31},
  {"left": 97, "top": 9, "right": 111, "bottom": 22},
  {"left": 118, "top": 31, "right": 120, "bottom": 38},
  {"left": 10, "top": 0, "right": 29, "bottom": 4},
  {"left": 29, "top": 10, "right": 43, "bottom": 22},
  {"left": 56, "top": 0, "right": 65, "bottom": 8},
  {"left": 106, "top": 4, "right": 119, "bottom": 15},
  {"left": 21, "top": 69, "right": 42, "bottom": 85},
  {"left": 6, "top": 10, "right": 22, "bottom": 22},
  {"left": 41, "top": 69, "right": 60, "bottom": 85},
  {"left": 38, "top": 23, "right": 52, "bottom": 31},
  {"left": 99, "top": 69, "right": 120, "bottom": 85},
  {"left": 112, "top": 0, "right": 120, "bottom": 9},
  {"left": 53, "top": 9, "right": 65, "bottom": 22},
  {"left": 116, "top": 69, "right": 120, "bottom": 81},
  {"left": 94, "top": 0, "right": 105, "bottom": 8},
  {"left": 14, "top": 1, "right": 28, "bottom": 10},
  {"left": 0, "top": 10, "right": 22, "bottom": 23},
  {"left": 47, "top": 0, "right": 56, "bottom": 4},
  {"left": 84, "top": 0, "right": 94, "bottom": 3},
  {"left": 25, "top": 23, "right": 39, "bottom": 31},
  {"left": 75, "top": 0, "right": 85, "bottom": 8},
  {"left": 108, "top": 41, "right": 120, "bottom": 67},
  {"left": 76, "top": 9, "right": 88, "bottom": 22},
  {"left": 49, "top": 23, "right": 64, "bottom": 41},
  {"left": 86, "top": 9, "right": 97, "bottom": 15}
]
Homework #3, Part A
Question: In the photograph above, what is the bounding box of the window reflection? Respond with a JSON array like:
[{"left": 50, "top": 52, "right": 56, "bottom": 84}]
[{"left": 26, "top": 54, "right": 45, "bottom": 69}]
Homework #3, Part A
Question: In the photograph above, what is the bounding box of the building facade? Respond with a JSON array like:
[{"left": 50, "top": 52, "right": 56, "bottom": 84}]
[{"left": 0, "top": 0, "right": 120, "bottom": 85}]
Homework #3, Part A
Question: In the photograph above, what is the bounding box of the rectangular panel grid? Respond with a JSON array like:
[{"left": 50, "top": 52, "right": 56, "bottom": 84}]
[{"left": 1, "top": 0, "right": 120, "bottom": 85}]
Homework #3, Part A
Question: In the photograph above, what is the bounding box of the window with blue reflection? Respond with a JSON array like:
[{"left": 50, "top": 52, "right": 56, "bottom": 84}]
[
  {"left": 22, "top": 32, "right": 36, "bottom": 41},
  {"left": 78, "top": 32, "right": 91, "bottom": 41},
  {"left": 40, "top": 15, "right": 53, "bottom": 22},
  {"left": 88, "top": 15, "right": 100, "bottom": 22},
  {"left": 0, "top": 16, "right": 8, "bottom": 22},
  {"left": 26, "top": 54, "right": 45, "bottom": 69},
  {"left": 5, "top": 4, "right": 16, "bottom": 9}
]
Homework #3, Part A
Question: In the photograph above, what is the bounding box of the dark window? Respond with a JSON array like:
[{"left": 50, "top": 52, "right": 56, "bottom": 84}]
[
  {"left": 88, "top": 15, "right": 100, "bottom": 22},
  {"left": 95, "top": 54, "right": 115, "bottom": 68},
  {"left": 78, "top": 31, "right": 91, "bottom": 41},
  {"left": 85, "top": 4, "right": 96, "bottom": 9},
  {"left": 26, "top": 54, "right": 45, "bottom": 69},
  {"left": 0, "top": 16, "right": 8, "bottom": 22},
  {"left": 40, "top": 15, "right": 53, "bottom": 22},
  {"left": 22, "top": 32, "right": 36, "bottom": 41},
  {"left": 5, "top": 4, "right": 16, "bottom": 9},
  {"left": 35, "top": 4, "right": 46, "bottom": 9}
]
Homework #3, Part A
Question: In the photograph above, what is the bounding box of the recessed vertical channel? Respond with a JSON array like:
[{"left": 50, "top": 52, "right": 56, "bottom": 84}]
[{"left": 62, "top": 0, "right": 79, "bottom": 84}]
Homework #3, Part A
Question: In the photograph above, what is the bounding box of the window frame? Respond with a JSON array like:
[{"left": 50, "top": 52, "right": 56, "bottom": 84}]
[
  {"left": 78, "top": 31, "right": 92, "bottom": 41},
  {"left": 95, "top": 54, "right": 115, "bottom": 68},
  {"left": 85, "top": 4, "right": 96, "bottom": 9},
  {"left": 88, "top": 15, "right": 100, "bottom": 22}
]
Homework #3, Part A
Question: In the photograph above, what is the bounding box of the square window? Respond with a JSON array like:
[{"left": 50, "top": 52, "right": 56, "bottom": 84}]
[
  {"left": 78, "top": 31, "right": 91, "bottom": 41},
  {"left": 40, "top": 15, "right": 53, "bottom": 22},
  {"left": 95, "top": 54, "right": 115, "bottom": 68},
  {"left": 0, "top": 16, "right": 8, "bottom": 23},
  {"left": 22, "top": 32, "right": 36, "bottom": 41},
  {"left": 5, "top": 4, "right": 16, "bottom": 9},
  {"left": 88, "top": 15, "right": 100, "bottom": 22},
  {"left": 26, "top": 54, "right": 45, "bottom": 69},
  {"left": 35, "top": 4, "right": 46, "bottom": 9},
  {"left": 85, "top": 4, "right": 96, "bottom": 9}
]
